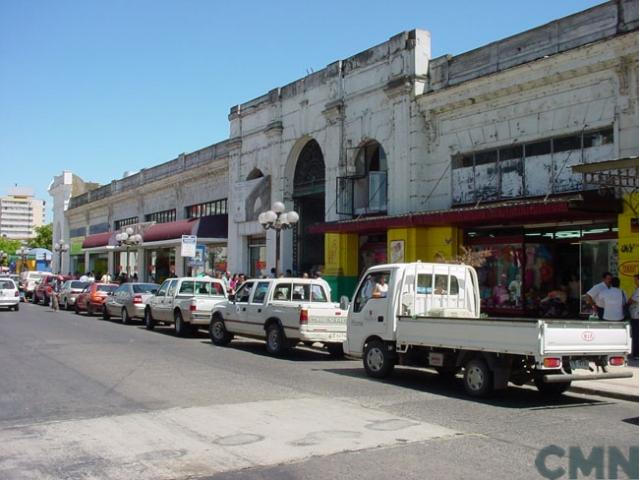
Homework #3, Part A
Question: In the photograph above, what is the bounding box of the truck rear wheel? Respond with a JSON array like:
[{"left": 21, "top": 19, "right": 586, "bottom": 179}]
[
  {"left": 265, "top": 324, "right": 288, "bottom": 356},
  {"left": 534, "top": 375, "right": 571, "bottom": 397},
  {"left": 174, "top": 311, "right": 189, "bottom": 337},
  {"left": 363, "top": 340, "right": 395, "bottom": 378},
  {"left": 463, "top": 358, "right": 493, "bottom": 397},
  {"left": 327, "top": 343, "right": 344, "bottom": 358},
  {"left": 209, "top": 317, "right": 233, "bottom": 346}
]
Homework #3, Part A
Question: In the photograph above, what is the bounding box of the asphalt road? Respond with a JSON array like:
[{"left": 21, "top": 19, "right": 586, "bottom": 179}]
[{"left": 1, "top": 303, "right": 638, "bottom": 480}]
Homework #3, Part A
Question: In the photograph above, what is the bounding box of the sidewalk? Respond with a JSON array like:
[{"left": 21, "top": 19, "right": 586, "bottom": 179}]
[{"left": 568, "top": 357, "right": 639, "bottom": 402}]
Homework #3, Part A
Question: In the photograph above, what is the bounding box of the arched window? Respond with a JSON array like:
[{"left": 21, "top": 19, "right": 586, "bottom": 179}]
[
  {"left": 353, "top": 141, "right": 387, "bottom": 214},
  {"left": 294, "top": 139, "right": 325, "bottom": 197}
]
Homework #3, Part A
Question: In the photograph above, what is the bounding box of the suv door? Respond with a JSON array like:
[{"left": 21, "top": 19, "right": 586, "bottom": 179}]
[
  {"left": 162, "top": 280, "right": 178, "bottom": 321},
  {"left": 246, "top": 281, "right": 271, "bottom": 335},
  {"left": 150, "top": 280, "right": 170, "bottom": 320},
  {"left": 227, "top": 281, "right": 254, "bottom": 334}
]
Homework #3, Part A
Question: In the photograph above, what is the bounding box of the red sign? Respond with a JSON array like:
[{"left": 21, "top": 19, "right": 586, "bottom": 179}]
[{"left": 255, "top": 261, "right": 266, "bottom": 271}]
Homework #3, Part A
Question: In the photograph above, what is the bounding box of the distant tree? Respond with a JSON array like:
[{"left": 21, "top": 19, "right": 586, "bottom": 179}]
[
  {"left": 28, "top": 224, "right": 53, "bottom": 249},
  {"left": 0, "top": 237, "right": 22, "bottom": 266}
]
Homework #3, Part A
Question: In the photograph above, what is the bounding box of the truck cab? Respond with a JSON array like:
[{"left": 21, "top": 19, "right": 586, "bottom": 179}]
[{"left": 345, "top": 262, "right": 479, "bottom": 358}]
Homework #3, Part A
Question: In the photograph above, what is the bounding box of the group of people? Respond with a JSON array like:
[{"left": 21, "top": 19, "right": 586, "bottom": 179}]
[{"left": 586, "top": 272, "right": 639, "bottom": 358}]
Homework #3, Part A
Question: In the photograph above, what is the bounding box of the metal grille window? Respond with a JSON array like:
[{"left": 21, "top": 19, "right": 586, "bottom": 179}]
[
  {"left": 185, "top": 199, "right": 228, "bottom": 219},
  {"left": 145, "top": 209, "right": 176, "bottom": 224},
  {"left": 114, "top": 216, "right": 139, "bottom": 230}
]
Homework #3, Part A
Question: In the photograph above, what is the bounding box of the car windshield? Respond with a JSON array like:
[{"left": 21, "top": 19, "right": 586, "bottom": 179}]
[
  {"left": 97, "top": 285, "right": 117, "bottom": 293},
  {"left": 133, "top": 284, "right": 159, "bottom": 294},
  {"left": 71, "top": 281, "right": 90, "bottom": 289}
]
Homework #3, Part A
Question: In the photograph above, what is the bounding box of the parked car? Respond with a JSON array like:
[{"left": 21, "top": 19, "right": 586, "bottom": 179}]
[
  {"left": 102, "top": 282, "right": 159, "bottom": 323},
  {"left": 59, "top": 280, "right": 91, "bottom": 310},
  {"left": 75, "top": 283, "right": 118, "bottom": 315},
  {"left": 143, "top": 277, "right": 227, "bottom": 336},
  {"left": 33, "top": 275, "right": 72, "bottom": 305},
  {"left": 210, "top": 278, "right": 348, "bottom": 356},
  {"left": 19, "top": 271, "right": 53, "bottom": 300},
  {"left": 0, "top": 278, "right": 20, "bottom": 311}
]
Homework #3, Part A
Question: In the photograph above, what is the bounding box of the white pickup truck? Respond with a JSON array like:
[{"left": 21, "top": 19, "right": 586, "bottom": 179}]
[
  {"left": 144, "top": 277, "right": 227, "bottom": 336},
  {"left": 209, "top": 278, "right": 348, "bottom": 356},
  {"left": 344, "top": 262, "right": 633, "bottom": 398}
]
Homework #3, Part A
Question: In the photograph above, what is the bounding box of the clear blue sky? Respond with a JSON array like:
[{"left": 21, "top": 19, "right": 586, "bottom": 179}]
[{"left": 0, "top": 0, "right": 603, "bottom": 221}]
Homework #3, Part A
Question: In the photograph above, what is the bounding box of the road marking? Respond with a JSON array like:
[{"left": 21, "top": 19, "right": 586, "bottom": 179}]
[{"left": 0, "top": 397, "right": 458, "bottom": 479}]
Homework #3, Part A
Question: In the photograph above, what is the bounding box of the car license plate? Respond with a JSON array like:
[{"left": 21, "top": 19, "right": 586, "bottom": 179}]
[{"left": 570, "top": 359, "right": 590, "bottom": 371}]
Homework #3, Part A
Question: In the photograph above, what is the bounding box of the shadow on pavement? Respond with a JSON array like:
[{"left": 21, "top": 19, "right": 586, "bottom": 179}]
[
  {"left": 201, "top": 339, "right": 356, "bottom": 363},
  {"left": 320, "top": 365, "right": 615, "bottom": 409}
]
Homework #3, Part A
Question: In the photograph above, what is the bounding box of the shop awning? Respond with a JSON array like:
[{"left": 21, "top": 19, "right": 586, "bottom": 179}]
[
  {"left": 309, "top": 193, "right": 621, "bottom": 234},
  {"left": 81, "top": 232, "right": 112, "bottom": 249},
  {"left": 143, "top": 215, "right": 228, "bottom": 243}
]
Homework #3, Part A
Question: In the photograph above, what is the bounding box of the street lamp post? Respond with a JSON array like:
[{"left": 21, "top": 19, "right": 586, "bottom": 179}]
[
  {"left": 53, "top": 241, "right": 69, "bottom": 274},
  {"left": 16, "top": 247, "right": 29, "bottom": 273},
  {"left": 115, "top": 227, "right": 142, "bottom": 279},
  {"left": 258, "top": 201, "right": 299, "bottom": 276}
]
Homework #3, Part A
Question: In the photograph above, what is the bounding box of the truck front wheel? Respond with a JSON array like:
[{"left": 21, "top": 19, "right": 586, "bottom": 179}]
[
  {"left": 463, "top": 358, "right": 494, "bottom": 397},
  {"left": 210, "top": 317, "right": 233, "bottom": 346},
  {"left": 363, "top": 340, "right": 395, "bottom": 378},
  {"left": 265, "top": 324, "right": 289, "bottom": 356}
]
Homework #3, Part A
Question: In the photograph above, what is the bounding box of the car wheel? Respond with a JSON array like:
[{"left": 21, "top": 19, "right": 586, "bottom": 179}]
[
  {"left": 43, "top": 296, "right": 50, "bottom": 306},
  {"left": 144, "top": 308, "right": 155, "bottom": 330},
  {"left": 32, "top": 293, "right": 38, "bottom": 304},
  {"left": 75, "top": 303, "right": 80, "bottom": 315},
  {"left": 327, "top": 343, "right": 344, "bottom": 358},
  {"left": 14, "top": 304, "right": 19, "bottom": 312},
  {"left": 363, "top": 340, "right": 395, "bottom": 378},
  {"left": 174, "top": 310, "right": 189, "bottom": 337},
  {"left": 87, "top": 304, "right": 94, "bottom": 316},
  {"left": 121, "top": 307, "right": 130, "bottom": 324},
  {"left": 463, "top": 358, "right": 494, "bottom": 397},
  {"left": 102, "top": 305, "right": 110, "bottom": 320},
  {"left": 209, "top": 316, "right": 232, "bottom": 346},
  {"left": 265, "top": 323, "right": 288, "bottom": 356}
]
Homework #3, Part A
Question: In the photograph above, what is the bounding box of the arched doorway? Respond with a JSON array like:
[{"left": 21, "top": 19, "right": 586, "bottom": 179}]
[{"left": 293, "top": 139, "right": 325, "bottom": 275}]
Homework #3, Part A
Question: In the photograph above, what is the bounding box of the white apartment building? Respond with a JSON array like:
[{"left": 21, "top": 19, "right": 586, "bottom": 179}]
[{"left": 0, "top": 187, "right": 45, "bottom": 240}]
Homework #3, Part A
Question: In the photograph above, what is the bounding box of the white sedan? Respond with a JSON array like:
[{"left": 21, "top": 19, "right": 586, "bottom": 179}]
[{"left": 0, "top": 278, "right": 20, "bottom": 311}]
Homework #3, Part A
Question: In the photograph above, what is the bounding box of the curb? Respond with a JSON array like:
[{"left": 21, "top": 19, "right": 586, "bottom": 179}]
[{"left": 568, "top": 385, "right": 639, "bottom": 403}]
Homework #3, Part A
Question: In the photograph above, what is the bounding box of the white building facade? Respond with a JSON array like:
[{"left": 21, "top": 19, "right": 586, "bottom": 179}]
[
  {"left": 0, "top": 187, "right": 45, "bottom": 241},
  {"left": 54, "top": 0, "right": 639, "bottom": 309}
]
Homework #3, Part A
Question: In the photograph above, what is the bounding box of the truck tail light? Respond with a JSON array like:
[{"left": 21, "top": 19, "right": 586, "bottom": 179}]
[
  {"left": 133, "top": 295, "right": 143, "bottom": 304},
  {"left": 609, "top": 356, "right": 625, "bottom": 366},
  {"left": 543, "top": 357, "right": 562, "bottom": 368},
  {"left": 299, "top": 309, "right": 308, "bottom": 325},
  {"left": 190, "top": 301, "right": 197, "bottom": 312}
]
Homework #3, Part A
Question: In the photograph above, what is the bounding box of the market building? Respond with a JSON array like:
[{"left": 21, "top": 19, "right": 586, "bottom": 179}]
[
  {"left": 54, "top": 0, "right": 639, "bottom": 315},
  {"left": 58, "top": 142, "right": 230, "bottom": 283}
]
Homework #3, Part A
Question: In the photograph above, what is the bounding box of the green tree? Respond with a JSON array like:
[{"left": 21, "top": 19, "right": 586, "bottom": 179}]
[
  {"left": 0, "top": 237, "right": 22, "bottom": 266},
  {"left": 28, "top": 223, "right": 53, "bottom": 249}
]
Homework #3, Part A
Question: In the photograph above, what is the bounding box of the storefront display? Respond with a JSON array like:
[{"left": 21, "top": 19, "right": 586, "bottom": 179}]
[
  {"left": 146, "top": 248, "right": 176, "bottom": 284},
  {"left": 359, "top": 234, "right": 387, "bottom": 275},
  {"left": 248, "top": 236, "right": 266, "bottom": 278}
]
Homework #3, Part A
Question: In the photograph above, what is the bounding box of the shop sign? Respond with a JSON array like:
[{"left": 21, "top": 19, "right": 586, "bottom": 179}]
[
  {"left": 619, "top": 260, "right": 639, "bottom": 277},
  {"left": 181, "top": 235, "right": 197, "bottom": 257},
  {"left": 70, "top": 238, "right": 84, "bottom": 255},
  {"left": 189, "top": 245, "right": 206, "bottom": 266},
  {"left": 255, "top": 260, "right": 266, "bottom": 271}
]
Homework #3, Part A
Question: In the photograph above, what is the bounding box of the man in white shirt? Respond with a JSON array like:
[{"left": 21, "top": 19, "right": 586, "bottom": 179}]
[
  {"left": 599, "top": 277, "right": 626, "bottom": 321},
  {"left": 585, "top": 271, "right": 613, "bottom": 320}
]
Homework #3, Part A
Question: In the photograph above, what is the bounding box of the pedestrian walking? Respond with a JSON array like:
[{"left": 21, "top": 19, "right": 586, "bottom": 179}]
[
  {"left": 100, "top": 272, "right": 112, "bottom": 283},
  {"left": 599, "top": 277, "right": 627, "bottom": 321},
  {"left": 628, "top": 273, "right": 639, "bottom": 359},
  {"left": 50, "top": 276, "right": 62, "bottom": 312},
  {"left": 585, "top": 271, "right": 613, "bottom": 319}
]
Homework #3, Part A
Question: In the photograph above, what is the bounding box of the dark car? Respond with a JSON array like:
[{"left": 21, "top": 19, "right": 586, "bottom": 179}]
[{"left": 33, "top": 275, "right": 72, "bottom": 306}]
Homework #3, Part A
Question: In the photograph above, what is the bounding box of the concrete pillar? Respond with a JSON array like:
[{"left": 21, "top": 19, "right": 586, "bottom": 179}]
[{"left": 175, "top": 244, "right": 184, "bottom": 277}]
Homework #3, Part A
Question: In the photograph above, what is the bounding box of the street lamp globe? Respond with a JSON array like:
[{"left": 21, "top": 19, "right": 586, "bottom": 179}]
[
  {"left": 272, "top": 201, "right": 285, "bottom": 214},
  {"left": 287, "top": 211, "right": 299, "bottom": 224}
]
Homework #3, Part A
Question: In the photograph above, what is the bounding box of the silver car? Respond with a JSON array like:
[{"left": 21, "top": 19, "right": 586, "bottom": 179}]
[
  {"left": 103, "top": 282, "right": 159, "bottom": 323},
  {"left": 0, "top": 278, "right": 20, "bottom": 311},
  {"left": 59, "top": 280, "right": 91, "bottom": 310}
]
